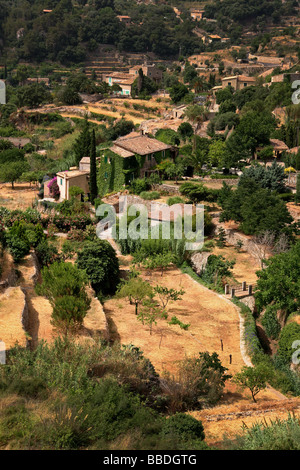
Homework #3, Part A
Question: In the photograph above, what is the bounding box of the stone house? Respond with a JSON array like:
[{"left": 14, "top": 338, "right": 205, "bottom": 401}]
[
  {"left": 98, "top": 132, "right": 173, "bottom": 196},
  {"left": 221, "top": 75, "right": 256, "bottom": 91},
  {"left": 104, "top": 72, "right": 136, "bottom": 96},
  {"left": 129, "top": 64, "right": 163, "bottom": 84},
  {"left": 56, "top": 168, "right": 90, "bottom": 202}
]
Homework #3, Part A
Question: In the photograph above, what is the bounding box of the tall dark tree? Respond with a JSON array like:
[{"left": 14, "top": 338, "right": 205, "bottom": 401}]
[
  {"left": 89, "top": 129, "right": 98, "bottom": 204},
  {"left": 73, "top": 116, "right": 91, "bottom": 166}
]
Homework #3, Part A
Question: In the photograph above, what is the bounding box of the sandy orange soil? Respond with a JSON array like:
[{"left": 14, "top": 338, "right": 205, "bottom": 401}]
[
  {"left": 0, "top": 286, "right": 27, "bottom": 349},
  {"left": 0, "top": 183, "right": 39, "bottom": 211},
  {"left": 212, "top": 245, "right": 260, "bottom": 285}
]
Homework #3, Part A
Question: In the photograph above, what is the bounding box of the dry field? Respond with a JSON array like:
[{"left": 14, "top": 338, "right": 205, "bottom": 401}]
[
  {"left": 211, "top": 245, "right": 260, "bottom": 285},
  {"left": 103, "top": 262, "right": 292, "bottom": 446},
  {"left": 0, "top": 286, "right": 28, "bottom": 349},
  {"left": 0, "top": 183, "right": 39, "bottom": 211}
]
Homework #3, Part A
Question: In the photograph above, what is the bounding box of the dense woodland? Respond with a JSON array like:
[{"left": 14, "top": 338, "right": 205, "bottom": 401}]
[{"left": 0, "top": 0, "right": 299, "bottom": 65}]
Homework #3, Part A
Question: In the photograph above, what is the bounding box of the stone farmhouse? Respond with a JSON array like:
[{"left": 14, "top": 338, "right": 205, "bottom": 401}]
[
  {"left": 104, "top": 63, "right": 163, "bottom": 96},
  {"left": 98, "top": 132, "right": 174, "bottom": 196}
]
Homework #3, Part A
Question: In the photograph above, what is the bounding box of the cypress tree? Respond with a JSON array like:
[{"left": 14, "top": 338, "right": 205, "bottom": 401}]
[
  {"left": 73, "top": 115, "right": 91, "bottom": 166},
  {"left": 89, "top": 129, "right": 98, "bottom": 204}
]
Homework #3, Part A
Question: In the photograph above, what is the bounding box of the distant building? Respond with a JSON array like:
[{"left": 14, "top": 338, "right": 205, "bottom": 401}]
[
  {"left": 104, "top": 72, "right": 136, "bottom": 96},
  {"left": 98, "top": 133, "right": 174, "bottom": 195},
  {"left": 190, "top": 9, "right": 205, "bottom": 21},
  {"left": 221, "top": 75, "right": 256, "bottom": 91},
  {"left": 16, "top": 28, "right": 25, "bottom": 40},
  {"left": 172, "top": 104, "right": 187, "bottom": 119},
  {"left": 56, "top": 169, "right": 90, "bottom": 202},
  {"left": 129, "top": 64, "right": 163, "bottom": 84},
  {"left": 117, "top": 15, "right": 131, "bottom": 26},
  {"left": 25, "top": 77, "right": 50, "bottom": 86}
]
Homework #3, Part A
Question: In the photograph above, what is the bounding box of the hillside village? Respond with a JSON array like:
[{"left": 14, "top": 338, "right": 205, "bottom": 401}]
[{"left": 0, "top": 0, "right": 300, "bottom": 453}]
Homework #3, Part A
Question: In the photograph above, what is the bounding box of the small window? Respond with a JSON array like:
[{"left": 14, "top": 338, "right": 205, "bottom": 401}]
[
  {"left": 104, "top": 172, "right": 108, "bottom": 179},
  {"left": 228, "top": 82, "right": 231, "bottom": 87},
  {"left": 60, "top": 178, "right": 63, "bottom": 185},
  {"left": 244, "top": 83, "right": 247, "bottom": 87}
]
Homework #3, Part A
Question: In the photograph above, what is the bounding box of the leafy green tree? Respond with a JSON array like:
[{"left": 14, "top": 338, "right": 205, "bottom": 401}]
[
  {"left": 207, "top": 140, "right": 230, "bottom": 168},
  {"left": 155, "top": 128, "right": 180, "bottom": 146},
  {"left": 184, "top": 105, "right": 207, "bottom": 132},
  {"left": 57, "top": 85, "right": 82, "bottom": 105},
  {"left": 117, "top": 277, "right": 153, "bottom": 315},
  {"left": 277, "top": 322, "right": 300, "bottom": 365},
  {"left": 201, "top": 254, "right": 235, "bottom": 289},
  {"left": 169, "top": 82, "right": 189, "bottom": 104},
  {"left": 219, "top": 100, "right": 236, "bottom": 114},
  {"left": 183, "top": 62, "right": 198, "bottom": 84},
  {"left": 142, "top": 252, "right": 176, "bottom": 276},
  {"left": 0, "top": 160, "right": 30, "bottom": 188},
  {"left": 138, "top": 297, "right": 167, "bottom": 335},
  {"left": 153, "top": 285, "right": 185, "bottom": 309},
  {"left": 239, "top": 161, "right": 287, "bottom": 193},
  {"left": 177, "top": 122, "right": 194, "bottom": 141},
  {"left": 164, "top": 162, "right": 184, "bottom": 184},
  {"left": 15, "top": 83, "right": 52, "bottom": 108},
  {"left": 233, "top": 110, "right": 276, "bottom": 158},
  {"left": 233, "top": 364, "right": 272, "bottom": 403},
  {"left": 255, "top": 241, "right": 300, "bottom": 323},
  {"left": 76, "top": 240, "right": 120, "bottom": 295}
]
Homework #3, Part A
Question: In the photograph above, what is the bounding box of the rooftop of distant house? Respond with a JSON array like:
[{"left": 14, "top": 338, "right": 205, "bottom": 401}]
[
  {"left": 288, "top": 146, "right": 300, "bottom": 154},
  {"left": 0, "top": 136, "right": 31, "bottom": 147},
  {"left": 269, "top": 139, "right": 289, "bottom": 151},
  {"left": 222, "top": 75, "right": 256, "bottom": 82},
  {"left": 112, "top": 133, "right": 171, "bottom": 157},
  {"left": 56, "top": 169, "right": 89, "bottom": 179}
]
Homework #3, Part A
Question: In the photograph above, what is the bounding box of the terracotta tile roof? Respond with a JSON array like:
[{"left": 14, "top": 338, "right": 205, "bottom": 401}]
[
  {"left": 110, "top": 145, "right": 135, "bottom": 158},
  {"left": 269, "top": 139, "right": 289, "bottom": 151},
  {"left": 288, "top": 146, "right": 300, "bottom": 154},
  {"left": 56, "top": 170, "right": 89, "bottom": 179},
  {"left": 114, "top": 134, "right": 171, "bottom": 156},
  {"left": 222, "top": 75, "right": 256, "bottom": 82}
]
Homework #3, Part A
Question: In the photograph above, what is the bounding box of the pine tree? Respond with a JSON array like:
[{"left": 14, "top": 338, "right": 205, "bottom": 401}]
[{"left": 89, "top": 129, "right": 98, "bottom": 204}]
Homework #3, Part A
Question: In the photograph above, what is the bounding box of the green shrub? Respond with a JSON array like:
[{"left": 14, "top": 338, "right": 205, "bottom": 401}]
[
  {"left": 139, "top": 191, "right": 160, "bottom": 200},
  {"left": 226, "top": 414, "right": 300, "bottom": 450},
  {"left": 130, "top": 178, "right": 150, "bottom": 195},
  {"left": 277, "top": 322, "right": 300, "bottom": 364},
  {"left": 261, "top": 305, "right": 281, "bottom": 340},
  {"left": 168, "top": 316, "right": 190, "bottom": 330},
  {"left": 167, "top": 196, "right": 185, "bottom": 205},
  {"left": 161, "top": 413, "right": 205, "bottom": 441}
]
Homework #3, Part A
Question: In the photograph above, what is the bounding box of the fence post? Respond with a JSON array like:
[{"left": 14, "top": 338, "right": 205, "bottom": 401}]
[
  {"left": 225, "top": 284, "right": 229, "bottom": 295},
  {"left": 242, "top": 281, "right": 247, "bottom": 291},
  {"left": 248, "top": 285, "right": 252, "bottom": 296},
  {"left": 231, "top": 288, "right": 235, "bottom": 298}
]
